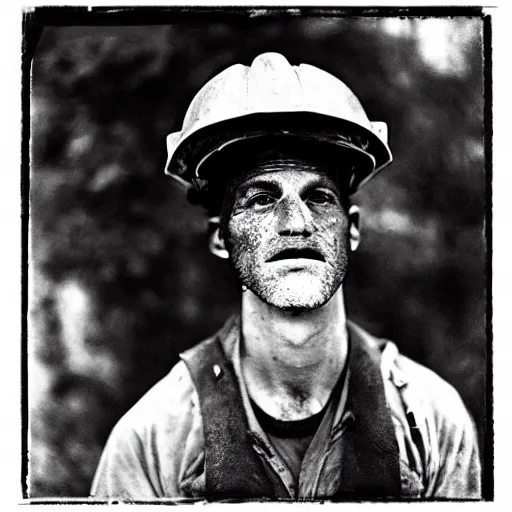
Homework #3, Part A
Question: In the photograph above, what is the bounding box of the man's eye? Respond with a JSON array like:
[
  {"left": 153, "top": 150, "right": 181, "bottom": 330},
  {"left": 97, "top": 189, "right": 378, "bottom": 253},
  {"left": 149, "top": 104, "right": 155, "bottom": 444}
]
[
  {"left": 307, "top": 191, "right": 333, "bottom": 205},
  {"left": 247, "top": 194, "right": 276, "bottom": 208}
]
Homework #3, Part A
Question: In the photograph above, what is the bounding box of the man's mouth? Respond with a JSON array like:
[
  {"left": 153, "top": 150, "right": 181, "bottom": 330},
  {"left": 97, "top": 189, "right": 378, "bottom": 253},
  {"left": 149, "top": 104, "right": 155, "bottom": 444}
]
[{"left": 267, "top": 248, "right": 325, "bottom": 262}]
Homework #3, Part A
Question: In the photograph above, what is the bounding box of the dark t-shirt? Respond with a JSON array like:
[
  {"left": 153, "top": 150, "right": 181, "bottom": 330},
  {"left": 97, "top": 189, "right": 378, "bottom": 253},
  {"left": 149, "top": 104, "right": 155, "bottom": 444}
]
[
  {"left": 250, "top": 362, "right": 349, "bottom": 485},
  {"left": 250, "top": 399, "right": 328, "bottom": 482}
]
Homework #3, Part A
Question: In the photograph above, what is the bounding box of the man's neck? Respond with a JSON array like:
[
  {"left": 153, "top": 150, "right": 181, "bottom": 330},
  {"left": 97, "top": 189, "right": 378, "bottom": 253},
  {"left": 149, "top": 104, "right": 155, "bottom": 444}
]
[{"left": 240, "top": 288, "right": 349, "bottom": 421}]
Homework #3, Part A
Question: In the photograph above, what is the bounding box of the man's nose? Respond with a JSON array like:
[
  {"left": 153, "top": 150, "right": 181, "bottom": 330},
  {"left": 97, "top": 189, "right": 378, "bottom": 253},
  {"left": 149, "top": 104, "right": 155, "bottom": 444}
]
[{"left": 276, "top": 195, "right": 315, "bottom": 237}]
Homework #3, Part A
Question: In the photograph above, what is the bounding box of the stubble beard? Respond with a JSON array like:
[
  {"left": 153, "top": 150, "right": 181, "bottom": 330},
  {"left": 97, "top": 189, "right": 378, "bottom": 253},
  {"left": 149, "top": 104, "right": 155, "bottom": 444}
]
[{"left": 230, "top": 245, "right": 350, "bottom": 312}]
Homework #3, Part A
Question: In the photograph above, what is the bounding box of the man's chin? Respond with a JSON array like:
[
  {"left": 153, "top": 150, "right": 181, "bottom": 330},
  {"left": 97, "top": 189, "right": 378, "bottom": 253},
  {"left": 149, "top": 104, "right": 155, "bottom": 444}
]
[
  {"left": 263, "top": 296, "right": 331, "bottom": 312},
  {"left": 254, "top": 277, "right": 335, "bottom": 312}
]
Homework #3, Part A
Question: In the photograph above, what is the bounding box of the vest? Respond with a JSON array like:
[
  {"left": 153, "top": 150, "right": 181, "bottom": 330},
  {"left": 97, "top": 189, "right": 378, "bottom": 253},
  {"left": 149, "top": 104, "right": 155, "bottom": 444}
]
[{"left": 180, "top": 322, "right": 401, "bottom": 500}]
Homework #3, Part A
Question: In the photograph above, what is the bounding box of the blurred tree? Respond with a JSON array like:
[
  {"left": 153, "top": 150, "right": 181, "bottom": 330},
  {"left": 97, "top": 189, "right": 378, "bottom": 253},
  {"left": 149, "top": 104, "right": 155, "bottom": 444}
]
[{"left": 28, "top": 13, "right": 486, "bottom": 497}]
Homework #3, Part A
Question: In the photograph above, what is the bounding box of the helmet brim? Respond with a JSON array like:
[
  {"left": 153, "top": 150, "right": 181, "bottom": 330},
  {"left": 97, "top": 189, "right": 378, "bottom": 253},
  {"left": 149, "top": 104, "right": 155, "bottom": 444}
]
[{"left": 165, "top": 111, "right": 392, "bottom": 193}]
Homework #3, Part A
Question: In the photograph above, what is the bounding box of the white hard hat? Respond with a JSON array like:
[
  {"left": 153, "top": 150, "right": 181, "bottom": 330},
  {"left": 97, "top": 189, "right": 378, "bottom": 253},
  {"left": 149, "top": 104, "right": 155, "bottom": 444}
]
[{"left": 165, "top": 52, "right": 392, "bottom": 195}]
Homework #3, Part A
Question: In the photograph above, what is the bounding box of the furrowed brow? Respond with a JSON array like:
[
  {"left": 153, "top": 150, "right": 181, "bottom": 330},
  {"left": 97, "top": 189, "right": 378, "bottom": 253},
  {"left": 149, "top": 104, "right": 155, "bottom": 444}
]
[
  {"left": 299, "top": 177, "right": 341, "bottom": 197},
  {"left": 237, "top": 178, "right": 283, "bottom": 197}
]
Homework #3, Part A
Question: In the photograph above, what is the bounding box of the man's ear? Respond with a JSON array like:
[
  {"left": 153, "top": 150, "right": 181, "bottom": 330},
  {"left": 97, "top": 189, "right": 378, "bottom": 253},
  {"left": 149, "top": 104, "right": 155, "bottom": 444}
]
[
  {"left": 208, "top": 217, "right": 230, "bottom": 259},
  {"left": 348, "top": 205, "right": 361, "bottom": 252}
]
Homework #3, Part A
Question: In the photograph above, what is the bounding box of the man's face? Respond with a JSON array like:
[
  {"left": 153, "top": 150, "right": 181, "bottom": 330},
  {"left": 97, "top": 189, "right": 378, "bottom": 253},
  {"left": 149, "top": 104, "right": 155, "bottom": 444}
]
[{"left": 223, "top": 157, "right": 354, "bottom": 311}]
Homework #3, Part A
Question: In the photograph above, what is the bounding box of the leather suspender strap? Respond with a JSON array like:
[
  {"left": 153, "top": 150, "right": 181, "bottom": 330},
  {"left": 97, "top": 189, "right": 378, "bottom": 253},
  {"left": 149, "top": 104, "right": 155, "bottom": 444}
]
[
  {"left": 335, "top": 323, "right": 402, "bottom": 499},
  {"left": 180, "top": 336, "right": 277, "bottom": 500}
]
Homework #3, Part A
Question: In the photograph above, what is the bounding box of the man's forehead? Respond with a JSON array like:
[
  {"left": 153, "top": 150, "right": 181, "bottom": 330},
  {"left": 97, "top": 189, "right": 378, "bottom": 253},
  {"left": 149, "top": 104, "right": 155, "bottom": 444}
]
[
  {"left": 235, "top": 163, "right": 340, "bottom": 192},
  {"left": 223, "top": 144, "right": 348, "bottom": 191}
]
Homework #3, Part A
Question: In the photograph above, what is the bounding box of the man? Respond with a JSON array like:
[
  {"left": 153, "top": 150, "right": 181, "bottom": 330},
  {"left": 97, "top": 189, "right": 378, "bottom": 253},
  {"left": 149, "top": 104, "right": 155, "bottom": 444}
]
[{"left": 90, "top": 53, "right": 481, "bottom": 500}]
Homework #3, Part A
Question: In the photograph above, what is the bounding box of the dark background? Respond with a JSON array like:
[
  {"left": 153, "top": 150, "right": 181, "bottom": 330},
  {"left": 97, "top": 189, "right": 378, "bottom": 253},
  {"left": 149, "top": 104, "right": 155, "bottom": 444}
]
[{"left": 26, "top": 9, "right": 488, "bottom": 498}]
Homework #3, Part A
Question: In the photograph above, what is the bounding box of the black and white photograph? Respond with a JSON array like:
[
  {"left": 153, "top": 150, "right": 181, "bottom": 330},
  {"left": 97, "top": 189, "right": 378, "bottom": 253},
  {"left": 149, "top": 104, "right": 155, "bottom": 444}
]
[{"left": 23, "top": 6, "right": 491, "bottom": 503}]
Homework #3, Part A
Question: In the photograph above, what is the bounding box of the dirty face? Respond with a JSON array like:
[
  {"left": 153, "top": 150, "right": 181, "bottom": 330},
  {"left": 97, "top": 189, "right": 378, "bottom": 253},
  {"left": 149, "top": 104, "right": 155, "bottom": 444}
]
[{"left": 224, "top": 158, "right": 352, "bottom": 311}]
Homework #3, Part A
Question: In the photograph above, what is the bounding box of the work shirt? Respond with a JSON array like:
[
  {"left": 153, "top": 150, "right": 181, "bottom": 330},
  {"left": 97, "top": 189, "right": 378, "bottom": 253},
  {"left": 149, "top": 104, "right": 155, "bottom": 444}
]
[
  {"left": 91, "top": 316, "right": 481, "bottom": 501},
  {"left": 250, "top": 382, "right": 335, "bottom": 483}
]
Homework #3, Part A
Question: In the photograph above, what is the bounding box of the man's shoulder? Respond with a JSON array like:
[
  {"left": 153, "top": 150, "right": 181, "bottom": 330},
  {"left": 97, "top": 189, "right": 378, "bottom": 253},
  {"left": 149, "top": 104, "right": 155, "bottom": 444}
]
[
  {"left": 113, "top": 320, "right": 237, "bottom": 438},
  {"left": 91, "top": 352, "right": 208, "bottom": 498},
  {"left": 393, "top": 352, "right": 457, "bottom": 395},
  {"left": 377, "top": 336, "right": 472, "bottom": 430},
  {"left": 360, "top": 326, "right": 481, "bottom": 499},
  {"left": 351, "top": 321, "right": 471, "bottom": 425},
  {"left": 112, "top": 359, "right": 198, "bottom": 439}
]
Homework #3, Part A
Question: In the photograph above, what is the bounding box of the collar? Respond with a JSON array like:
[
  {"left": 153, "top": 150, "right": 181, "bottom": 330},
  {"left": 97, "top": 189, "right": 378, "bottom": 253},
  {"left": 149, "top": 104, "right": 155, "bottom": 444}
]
[{"left": 217, "top": 314, "right": 352, "bottom": 438}]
